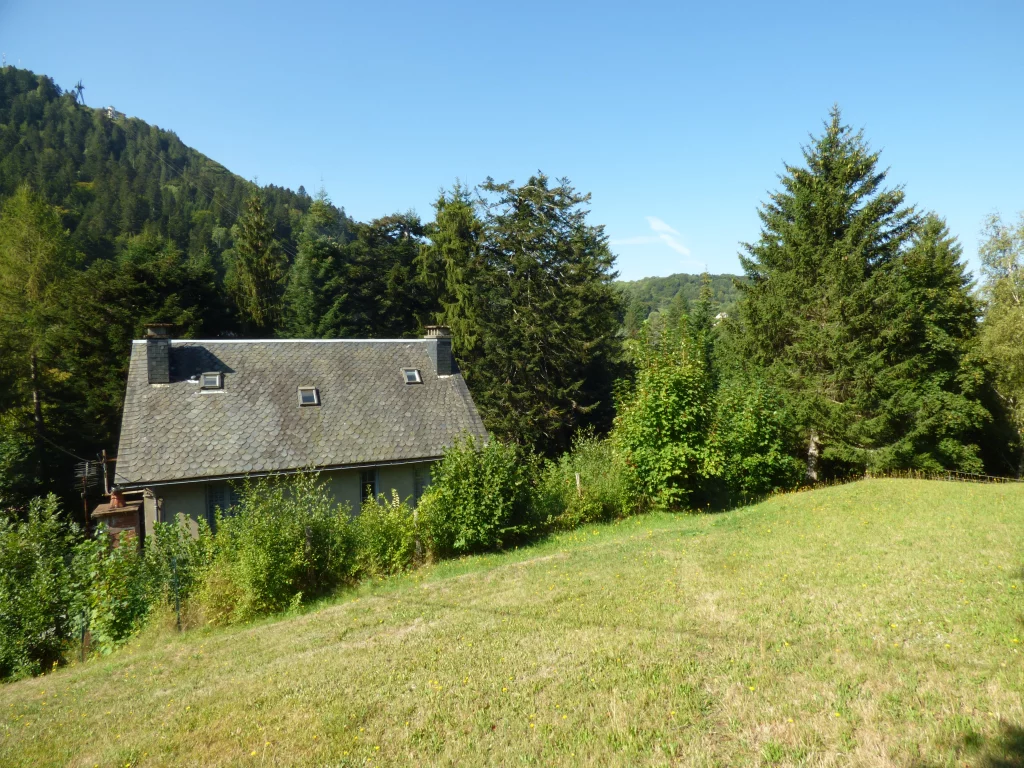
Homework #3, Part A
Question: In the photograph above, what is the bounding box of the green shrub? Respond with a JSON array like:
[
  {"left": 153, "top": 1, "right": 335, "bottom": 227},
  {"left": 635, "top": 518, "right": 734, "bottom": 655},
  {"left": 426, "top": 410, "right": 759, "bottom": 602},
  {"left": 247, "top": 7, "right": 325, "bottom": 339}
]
[
  {"left": 613, "top": 324, "right": 722, "bottom": 509},
  {"left": 199, "top": 473, "right": 354, "bottom": 624},
  {"left": 717, "top": 378, "right": 803, "bottom": 502},
  {"left": 354, "top": 491, "right": 419, "bottom": 578},
  {"left": 0, "top": 495, "right": 81, "bottom": 680},
  {"left": 420, "top": 437, "right": 540, "bottom": 557},
  {"left": 538, "top": 432, "right": 641, "bottom": 529},
  {"left": 144, "top": 518, "right": 213, "bottom": 608},
  {"left": 78, "top": 526, "right": 152, "bottom": 655}
]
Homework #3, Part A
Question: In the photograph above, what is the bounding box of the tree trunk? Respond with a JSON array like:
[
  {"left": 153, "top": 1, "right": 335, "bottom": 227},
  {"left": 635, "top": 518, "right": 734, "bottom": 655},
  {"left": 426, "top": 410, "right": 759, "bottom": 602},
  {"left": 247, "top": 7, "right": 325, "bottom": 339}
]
[
  {"left": 30, "top": 351, "right": 44, "bottom": 485},
  {"left": 806, "top": 429, "right": 820, "bottom": 483}
]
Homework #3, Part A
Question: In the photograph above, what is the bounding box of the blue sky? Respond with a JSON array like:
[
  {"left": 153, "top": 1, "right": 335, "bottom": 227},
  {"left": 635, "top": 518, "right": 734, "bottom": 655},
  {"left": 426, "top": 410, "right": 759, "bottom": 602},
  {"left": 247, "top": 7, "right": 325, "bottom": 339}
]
[{"left": 2, "top": 0, "right": 1022, "bottom": 280}]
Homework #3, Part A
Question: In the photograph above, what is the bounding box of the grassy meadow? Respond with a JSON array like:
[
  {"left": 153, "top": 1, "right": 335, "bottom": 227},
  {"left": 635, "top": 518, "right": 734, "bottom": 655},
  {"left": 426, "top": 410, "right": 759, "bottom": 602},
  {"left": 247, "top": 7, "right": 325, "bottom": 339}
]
[{"left": 1, "top": 478, "right": 1022, "bottom": 767}]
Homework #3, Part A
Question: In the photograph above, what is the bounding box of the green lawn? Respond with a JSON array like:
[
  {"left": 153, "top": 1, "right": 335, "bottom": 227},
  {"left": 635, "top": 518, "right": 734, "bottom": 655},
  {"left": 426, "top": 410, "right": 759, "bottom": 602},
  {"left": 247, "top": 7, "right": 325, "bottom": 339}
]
[{"left": 2, "top": 479, "right": 1023, "bottom": 767}]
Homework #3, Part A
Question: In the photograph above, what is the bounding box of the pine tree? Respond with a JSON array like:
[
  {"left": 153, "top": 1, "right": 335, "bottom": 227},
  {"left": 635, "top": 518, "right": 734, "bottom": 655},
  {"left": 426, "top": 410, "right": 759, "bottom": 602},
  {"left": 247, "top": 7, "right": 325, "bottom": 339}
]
[
  {"left": 0, "top": 186, "right": 82, "bottom": 486},
  {"left": 282, "top": 189, "right": 347, "bottom": 338},
  {"left": 738, "top": 107, "right": 920, "bottom": 479},
  {"left": 230, "top": 190, "right": 287, "bottom": 336},
  {"left": 425, "top": 175, "right": 622, "bottom": 455},
  {"left": 862, "top": 216, "right": 990, "bottom": 472}
]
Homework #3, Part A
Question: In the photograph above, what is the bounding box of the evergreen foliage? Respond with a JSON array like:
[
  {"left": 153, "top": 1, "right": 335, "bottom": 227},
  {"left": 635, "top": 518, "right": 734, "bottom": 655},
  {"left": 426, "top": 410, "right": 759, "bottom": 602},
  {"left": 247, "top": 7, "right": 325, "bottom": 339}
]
[
  {"left": 737, "top": 107, "right": 988, "bottom": 478},
  {"left": 424, "top": 175, "right": 622, "bottom": 454},
  {"left": 863, "top": 216, "right": 990, "bottom": 472},
  {"left": 228, "top": 191, "right": 288, "bottom": 335}
]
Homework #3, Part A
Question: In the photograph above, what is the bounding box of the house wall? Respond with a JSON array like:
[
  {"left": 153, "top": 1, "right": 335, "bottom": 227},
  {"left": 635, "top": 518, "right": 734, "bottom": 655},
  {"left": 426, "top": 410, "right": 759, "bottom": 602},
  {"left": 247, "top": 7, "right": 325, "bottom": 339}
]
[{"left": 143, "top": 462, "right": 436, "bottom": 537}]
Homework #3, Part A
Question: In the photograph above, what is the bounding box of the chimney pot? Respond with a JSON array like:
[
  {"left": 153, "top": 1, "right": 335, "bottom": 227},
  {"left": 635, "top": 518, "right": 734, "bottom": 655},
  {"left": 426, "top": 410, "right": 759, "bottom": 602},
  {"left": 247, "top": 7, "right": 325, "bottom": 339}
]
[{"left": 424, "top": 325, "right": 451, "bottom": 339}]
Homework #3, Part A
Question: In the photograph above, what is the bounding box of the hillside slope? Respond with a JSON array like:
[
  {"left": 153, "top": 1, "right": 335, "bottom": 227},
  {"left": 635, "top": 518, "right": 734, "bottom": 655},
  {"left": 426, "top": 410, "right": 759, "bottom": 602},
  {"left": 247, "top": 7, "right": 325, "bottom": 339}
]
[
  {"left": 0, "top": 66, "right": 347, "bottom": 261},
  {"left": 1, "top": 479, "right": 1022, "bottom": 767}
]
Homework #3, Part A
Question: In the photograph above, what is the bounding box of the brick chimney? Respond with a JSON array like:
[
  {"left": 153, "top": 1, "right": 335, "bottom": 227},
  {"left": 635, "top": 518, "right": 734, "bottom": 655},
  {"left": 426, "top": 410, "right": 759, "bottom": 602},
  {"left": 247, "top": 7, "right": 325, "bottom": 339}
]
[
  {"left": 424, "top": 326, "right": 456, "bottom": 376},
  {"left": 145, "top": 324, "right": 172, "bottom": 384}
]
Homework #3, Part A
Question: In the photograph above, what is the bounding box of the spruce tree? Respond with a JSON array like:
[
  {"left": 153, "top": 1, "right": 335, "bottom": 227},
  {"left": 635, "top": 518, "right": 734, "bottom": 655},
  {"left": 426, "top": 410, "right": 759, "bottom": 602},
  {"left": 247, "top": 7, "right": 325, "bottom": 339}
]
[
  {"left": 425, "top": 175, "right": 622, "bottom": 455},
  {"left": 863, "top": 216, "right": 990, "bottom": 472},
  {"left": 228, "top": 190, "right": 287, "bottom": 336},
  {"left": 282, "top": 190, "right": 347, "bottom": 338},
  {"left": 739, "top": 107, "right": 920, "bottom": 479}
]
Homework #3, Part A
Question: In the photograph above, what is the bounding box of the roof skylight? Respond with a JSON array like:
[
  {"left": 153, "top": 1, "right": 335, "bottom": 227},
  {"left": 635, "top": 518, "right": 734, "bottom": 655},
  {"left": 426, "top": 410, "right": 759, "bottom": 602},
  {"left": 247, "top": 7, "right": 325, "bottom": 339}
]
[{"left": 200, "top": 372, "right": 223, "bottom": 390}]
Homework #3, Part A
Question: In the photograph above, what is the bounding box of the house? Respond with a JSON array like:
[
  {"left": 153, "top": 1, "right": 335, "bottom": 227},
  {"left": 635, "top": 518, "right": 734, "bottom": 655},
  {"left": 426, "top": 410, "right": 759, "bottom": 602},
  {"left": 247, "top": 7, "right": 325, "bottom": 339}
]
[{"left": 114, "top": 325, "right": 487, "bottom": 537}]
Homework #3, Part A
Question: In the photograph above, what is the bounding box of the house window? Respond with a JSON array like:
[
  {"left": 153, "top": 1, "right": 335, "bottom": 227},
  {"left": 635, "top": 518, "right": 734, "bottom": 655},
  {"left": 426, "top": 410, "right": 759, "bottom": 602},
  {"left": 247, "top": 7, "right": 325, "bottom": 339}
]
[
  {"left": 205, "top": 483, "right": 240, "bottom": 526},
  {"left": 360, "top": 469, "right": 378, "bottom": 505},
  {"left": 298, "top": 386, "right": 320, "bottom": 406},
  {"left": 403, "top": 368, "right": 422, "bottom": 384},
  {"left": 201, "top": 372, "right": 223, "bottom": 390},
  {"left": 414, "top": 466, "right": 432, "bottom": 504}
]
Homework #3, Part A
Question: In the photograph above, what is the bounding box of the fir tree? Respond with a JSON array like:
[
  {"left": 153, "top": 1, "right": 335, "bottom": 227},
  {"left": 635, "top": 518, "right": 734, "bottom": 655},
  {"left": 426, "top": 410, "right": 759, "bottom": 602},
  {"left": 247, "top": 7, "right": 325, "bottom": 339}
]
[
  {"left": 230, "top": 190, "right": 287, "bottom": 336},
  {"left": 738, "top": 107, "right": 920, "bottom": 479},
  {"left": 426, "top": 175, "right": 622, "bottom": 455},
  {"left": 862, "top": 216, "right": 990, "bottom": 472},
  {"left": 282, "top": 189, "right": 348, "bottom": 338}
]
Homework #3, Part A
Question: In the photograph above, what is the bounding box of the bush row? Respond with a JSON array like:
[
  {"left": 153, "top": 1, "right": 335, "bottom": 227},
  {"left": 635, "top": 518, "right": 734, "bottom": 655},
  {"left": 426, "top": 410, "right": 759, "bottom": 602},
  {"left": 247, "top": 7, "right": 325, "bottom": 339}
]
[{"left": 2, "top": 359, "right": 801, "bottom": 681}]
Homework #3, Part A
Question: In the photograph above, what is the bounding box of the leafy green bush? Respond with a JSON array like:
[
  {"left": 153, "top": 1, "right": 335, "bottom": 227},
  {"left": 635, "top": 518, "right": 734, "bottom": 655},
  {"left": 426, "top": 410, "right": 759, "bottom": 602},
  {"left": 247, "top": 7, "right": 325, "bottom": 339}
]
[
  {"left": 419, "top": 437, "right": 540, "bottom": 557},
  {"left": 144, "top": 518, "right": 213, "bottom": 607},
  {"left": 78, "top": 526, "right": 152, "bottom": 655},
  {"left": 717, "top": 379, "right": 803, "bottom": 502},
  {"left": 613, "top": 323, "right": 722, "bottom": 509},
  {"left": 354, "top": 491, "right": 419, "bottom": 577},
  {"left": 198, "top": 473, "right": 354, "bottom": 624},
  {"left": 0, "top": 495, "right": 81, "bottom": 680},
  {"left": 537, "top": 432, "right": 640, "bottom": 529}
]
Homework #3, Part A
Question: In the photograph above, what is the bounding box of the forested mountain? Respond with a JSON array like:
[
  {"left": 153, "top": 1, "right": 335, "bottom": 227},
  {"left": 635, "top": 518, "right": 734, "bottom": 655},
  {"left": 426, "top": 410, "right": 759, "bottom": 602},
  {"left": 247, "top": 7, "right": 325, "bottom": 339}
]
[
  {"left": 0, "top": 66, "right": 343, "bottom": 265},
  {"left": 0, "top": 68, "right": 627, "bottom": 505},
  {"left": 617, "top": 272, "right": 742, "bottom": 318}
]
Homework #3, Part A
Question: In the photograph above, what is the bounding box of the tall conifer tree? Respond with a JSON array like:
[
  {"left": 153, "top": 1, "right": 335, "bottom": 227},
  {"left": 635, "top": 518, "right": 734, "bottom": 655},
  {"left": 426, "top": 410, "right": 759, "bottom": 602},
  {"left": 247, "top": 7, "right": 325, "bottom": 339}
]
[
  {"left": 739, "top": 108, "right": 919, "bottom": 478},
  {"left": 425, "top": 175, "right": 622, "bottom": 455},
  {"left": 231, "top": 190, "right": 287, "bottom": 336}
]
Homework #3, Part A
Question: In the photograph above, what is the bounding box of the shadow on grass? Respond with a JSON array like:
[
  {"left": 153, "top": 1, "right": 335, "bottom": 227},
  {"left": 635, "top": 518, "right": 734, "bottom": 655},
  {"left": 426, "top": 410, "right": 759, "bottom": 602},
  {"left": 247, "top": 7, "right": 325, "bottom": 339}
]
[
  {"left": 983, "top": 725, "right": 1024, "bottom": 768},
  {"left": 913, "top": 723, "right": 1024, "bottom": 768}
]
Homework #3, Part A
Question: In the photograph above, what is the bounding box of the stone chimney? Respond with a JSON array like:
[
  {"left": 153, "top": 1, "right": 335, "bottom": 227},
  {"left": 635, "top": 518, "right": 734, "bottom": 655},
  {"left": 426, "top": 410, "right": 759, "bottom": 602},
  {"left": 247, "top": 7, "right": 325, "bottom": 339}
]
[
  {"left": 424, "top": 326, "right": 456, "bottom": 376},
  {"left": 145, "top": 324, "right": 172, "bottom": 384}
]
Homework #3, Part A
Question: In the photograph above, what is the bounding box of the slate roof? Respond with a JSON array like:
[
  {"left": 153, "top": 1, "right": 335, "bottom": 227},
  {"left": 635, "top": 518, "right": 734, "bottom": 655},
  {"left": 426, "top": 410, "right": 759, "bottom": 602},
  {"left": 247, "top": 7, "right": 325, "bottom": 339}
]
[{"left": 115, "top": 339, "right": 488, "bottom": 487}]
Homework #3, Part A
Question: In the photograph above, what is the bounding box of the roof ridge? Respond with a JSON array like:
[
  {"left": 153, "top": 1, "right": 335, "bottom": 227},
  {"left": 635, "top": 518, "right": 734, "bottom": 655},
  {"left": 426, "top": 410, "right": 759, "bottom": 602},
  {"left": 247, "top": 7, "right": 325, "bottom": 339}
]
[{"left": 130, "top": 338, "right": 430, "bottom": 345}]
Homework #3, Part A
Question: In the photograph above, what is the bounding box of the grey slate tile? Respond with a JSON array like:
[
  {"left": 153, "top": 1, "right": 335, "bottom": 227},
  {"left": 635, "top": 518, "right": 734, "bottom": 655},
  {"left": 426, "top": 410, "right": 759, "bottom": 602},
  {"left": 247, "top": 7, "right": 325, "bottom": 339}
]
[{"left": 115, "top": 340, "right": 488, "bottom": 486}]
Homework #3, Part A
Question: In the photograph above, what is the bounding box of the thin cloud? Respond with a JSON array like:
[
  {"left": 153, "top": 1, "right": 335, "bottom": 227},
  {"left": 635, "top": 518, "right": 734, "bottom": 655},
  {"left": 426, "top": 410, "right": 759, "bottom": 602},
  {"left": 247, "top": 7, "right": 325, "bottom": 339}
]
[
  {"left": 611, "top": 216, "right": 692, "bottom": 257},
  {"left": 645, "top": 216, "right": 681, "bottom": 236},
  {"left": 609, "top": 235, "right": 662, "bottom": 246},
  {"left": 658, "top": 233, "right": 691, "bottom": 256}
]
